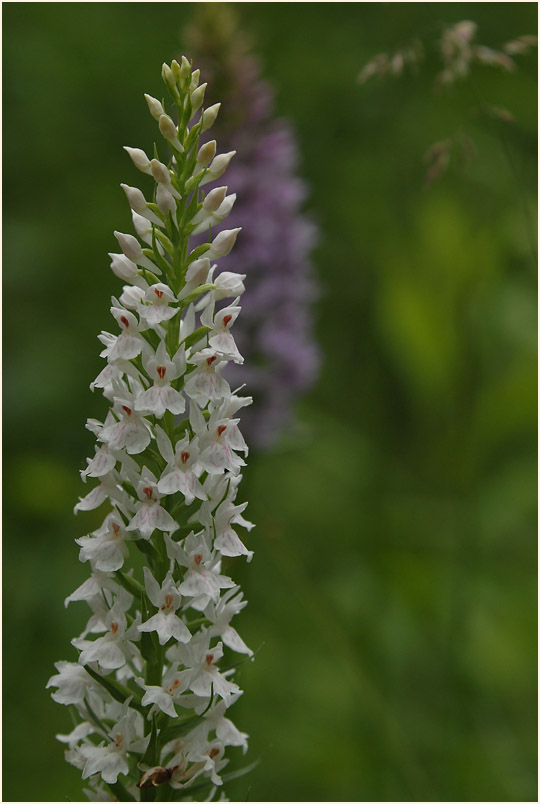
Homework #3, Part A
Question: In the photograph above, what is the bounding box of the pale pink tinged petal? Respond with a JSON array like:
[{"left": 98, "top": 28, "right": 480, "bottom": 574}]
[
  {"left": 86, "top": 449, "right": 117, "bottom": 478},
  {"left": 110, "top": 334, "right": 143, "bottom": 361},
  {"left": 142, "top": 567, "right": 161, "bottom": 606},
  {"left": 91, "top": 363, "right": 117, "bottom": 389},
  {"left": 196, "top": 667, "right": 240, "bottom": 703},
  {"left": 155, "top": 614, "right": 174, "bottom": 643},
  {"left": 150, "top": 504, "right": 178, "bottom": 534},
  {"left": 80, "top": 638, "right": 125, "bottom": 670},
  {"left": 178, "top": 570, "right": 214, "bottom": 599},
  {"left": 216, "top": 718, "right": 248, "bottom": 751},
  {"left": 137, "top": 612, "right": 163, "bottom": 635},
  {"left": 65, "top": 576, "right": 101, "bottom": 607},
  {"left": 183, "top": 473, "right": 207, "bottom": 504},
  {"left": 211, "top": 672, "right": 241, "bottom": 702},
  {"left": 222, "top": 626, "right": 253, "bottom": 656},
  {"left": 143, "top": 305, "right": 179, "bottom": 326},
  {"left": 209, "top": 332, "right": 243, "bottom": 363},
  {"left": 141, "top": 686, "right": 178, "bottom": 717},
  {"left": 225, "top": 427, "right": 248, "bottom": 453},
  {"left": 161, "top": 386, "right": 186, "bottom": 415},
  {"left": 100, "top": 421, "right": 126, "bottom": 450},
  {"left": 189, "top": 673, "right": 213, "bottom": 698},
  {"left": 75, "top": 484, "right": 108, "bottom": 512},
  {"left": 123, "top": 421, "right": 151, "bottom": 455},
  {"left": 81, "top": 746, "right": 128, "bottom": 784},
  {"left": 215, "top": 573, "right": 237, "bottom": 591},
  {"left": 184, "top": 373, "right": 212, "bottom": 404},
  {"left": 126, "top": 505, "right": 152, "bottom": 536},
  {"left": 198, "top": 445, "right": 230, "bottom": 475},
  {"left": 166, "top": 614, "right": 192, "bottom": 644},
  {"left": 139, "top": 612, "right": 189, "bottom": 645},
  {"left": 157, "top": 470, "right": 184, "bottom": 496},
  {"left": 94, "top": 542, "right": 127, "bottom": 573},
  {"left": 155, "top": 426, "right": 175, "bottom": 464},
  {"left": 234, "top": 513, "right": 255, "bottom": 531},
  {"left": 215, "top": 528, "right": 253, "bottom": 561},
  {"left": 134, "top": 387, "right": 166, "bottom": 418}
]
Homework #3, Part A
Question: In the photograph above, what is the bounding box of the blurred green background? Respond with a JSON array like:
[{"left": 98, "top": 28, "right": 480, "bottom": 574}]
[{"left": 3, "top": 3, "right": 537, "bottom": 801}]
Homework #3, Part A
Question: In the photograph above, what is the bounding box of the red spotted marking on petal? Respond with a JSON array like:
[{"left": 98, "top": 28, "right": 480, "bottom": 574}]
[
  {"left": 162, "top": 593, "right": 174, "bottom": 610},
  {"left": 154, "top": 289, "right": 164, "bottom": 299},
  {"left": 112, "top": 523, "right": 120, "bottom": 535},
  {"left": 120, "top": 315, "right": 130, "bottom": 328},
  {"left": 205, "top": 653, "right": 214, "bottom": 666},
  {"left": 143, "top": 486, "right": 154, "bottom": 500},
  {"left": 194, "top": 553, "right": 203, "bottom": 566},
  {"left": 157, "top": 366, "right": 166, "bottom": 379},
  {"left": 169, "top": 678, "right": 181, "bottom": 692},
  {"left": 208, "top": 747, "right": 220, "bottom": 759},
  {"left": 122, "top": 405, "right": 132, "bottom": 416},
  {"left": 115, "top": 733, "right": 124, "bottom": 748},
  {"left": 217, "top": 425, "right": 227, "bottom": 437},
  {"left": 206, "top": 356, "right": 217, "bottom": 367},
  {"left": 110, "top": 621, "right": 119, "bottom": 635},
  {"left": 222, "top": 314, "right": 232, "bottom": 328},
  {"left": 180, "top": 451, "right": 190, "bottom": 465}
]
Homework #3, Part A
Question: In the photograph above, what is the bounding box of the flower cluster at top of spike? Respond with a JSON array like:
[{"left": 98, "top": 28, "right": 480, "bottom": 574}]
[
  {"left": 47, "top": 57, "right": 255, "bottom": 802},
  {"left": 184, "top": 4, "right": 320, "bottom": 449}
]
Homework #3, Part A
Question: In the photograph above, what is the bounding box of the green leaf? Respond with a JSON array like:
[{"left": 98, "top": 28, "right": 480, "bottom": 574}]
[
  {"left": 172, "top": 759, "right": 261, "bottom": 799},
  {"left": 158, "top": 714, "right": 200, "bottom": 744},
  {"left": 84, "top": 665, "right": 144, "bottom": 711},
  {"left": 140, "top": 592, "right": 159, "bottom": 669},
  {"left": 84, "top": 696, "right": 109, "bottom": 737},
  {"left": 184, "top": 119, "right": 203, "bottom": 152},
  {"left": 135, "top": 538, "right": 159, "bottom": 562},
  {"left": 152, "top": 225, "right": 174, "bottom": 256},
  {"left": 179, "top": 286, "right": 215, "bottom": 308},
  {"left": 115, "top": 570, "right": 145, "bottom": 597},
  {"left": 185, "top": 243, "right": 210, "bottom": 265},
  {"left": 158, "top": 687, "right": 214, "bottom": 746},
  {"left": 142, "top": 714, "right": 159, "bottom": 767},
  {"left": 143, "top": 247, "right": 172, "bottom": 278},
  {"left": 106, "top": 781, "right": 136, "bottom": 801},
  {"left": 181, "top": 326, "right": 210, "bottom": 351}
]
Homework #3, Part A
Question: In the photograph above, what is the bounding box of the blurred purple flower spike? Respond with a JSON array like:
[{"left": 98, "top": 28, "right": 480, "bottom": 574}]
[{"left": 185, "top": 4, "right": 320, "bottom": 449}]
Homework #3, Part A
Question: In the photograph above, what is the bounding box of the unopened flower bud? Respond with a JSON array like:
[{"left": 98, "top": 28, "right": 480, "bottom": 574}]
[
  {"left": 202, "top": 103, "right": 221, "bottom": 131},
  {"left": 156, "top": 183, "right": 177, "bottom": 217},
  {"left": 159, "top": 115, "right": 184, "bottom": 152},
  {"left": 114, "top": 231, "right": 143, "bottom": 261},
  {"left": 196, "top": 140, "right": 216, "bottom": 168},
  {"left": 208, "top": 228, "right": 241, "bottom": 259},
  {"left": 185, "top": 257, "right": 211, "bottom": 285},
  {"left": 179, "top": 55, "right": 191, "bottom": 84},
  {"left": 161, "top": 62, "right": 175, "bottom": 88},
  {"left": 171, "top": 59, "right": 182, "bottom": 81},
  {"left": 132, "top": 212, "right": 152, "bottom": 243},
  {"left": 190, "top": 69, "right": 201, "bottom": 90},
  {"left": 150, "top": 159, "right": 171, "bottom": 185},
  {"left": 203, "top": 186, "right": 228, "bottom": 213},
  {"left": 190, "top": 82, "right": 207, "bottom": 113},
  {"left": 120, "top": 184, "right": 147, "bottom": 214},
  {"left": 123, "top": 146, "right": 152, "bottom": 174},
  {"left": 121, "top": 184, "right": 161, "bottom": 225},
  {"left": 210, "top": 151, "right": 235, "bottom": 178},
  {"left": 109, "top": 252, "right": 139, "bottom": 282},
  {"left": 199, "top": 151, "right": 236, "bottom": 185},
  {"left": 144, "top": 94, "right": 165, "bottom": 121}
]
